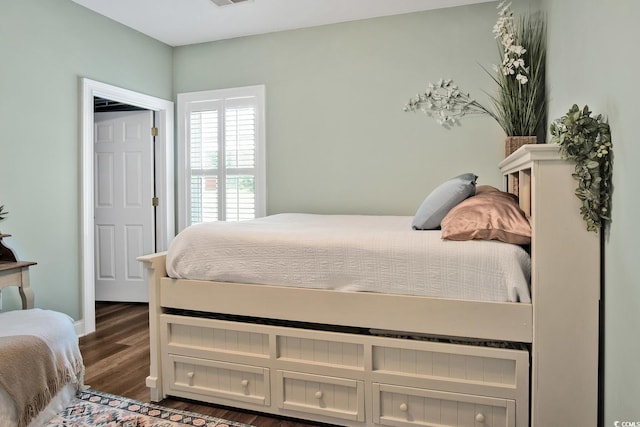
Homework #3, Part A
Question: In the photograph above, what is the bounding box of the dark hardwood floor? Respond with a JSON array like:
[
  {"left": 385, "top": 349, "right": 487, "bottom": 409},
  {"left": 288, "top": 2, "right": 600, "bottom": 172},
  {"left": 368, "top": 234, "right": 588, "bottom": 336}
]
[{"left": 79, "top": 302, "right": 325, "bottom": 427}]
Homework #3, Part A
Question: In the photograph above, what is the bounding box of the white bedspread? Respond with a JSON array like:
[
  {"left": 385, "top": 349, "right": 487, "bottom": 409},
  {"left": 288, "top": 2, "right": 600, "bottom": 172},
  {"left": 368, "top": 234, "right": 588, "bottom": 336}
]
[{"left": 167, "top": 214, "right": 531, "bottom": 303}]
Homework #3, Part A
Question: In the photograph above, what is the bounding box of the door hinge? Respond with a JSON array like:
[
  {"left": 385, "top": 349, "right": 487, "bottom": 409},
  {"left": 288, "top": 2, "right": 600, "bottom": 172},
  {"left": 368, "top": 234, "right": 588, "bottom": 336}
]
[
  {"left": 152, "top": 197, "right": 159, "bottom": 207},
  {"left": 151, "top": 127, "right": 158, "bottom": 137}
]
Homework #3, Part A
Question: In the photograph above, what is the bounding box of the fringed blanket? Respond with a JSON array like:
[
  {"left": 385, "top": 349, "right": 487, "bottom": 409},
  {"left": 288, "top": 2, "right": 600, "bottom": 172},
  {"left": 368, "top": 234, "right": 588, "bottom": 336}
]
[{"left": 0, "top": 309, "right": 84, "bottom": 427}]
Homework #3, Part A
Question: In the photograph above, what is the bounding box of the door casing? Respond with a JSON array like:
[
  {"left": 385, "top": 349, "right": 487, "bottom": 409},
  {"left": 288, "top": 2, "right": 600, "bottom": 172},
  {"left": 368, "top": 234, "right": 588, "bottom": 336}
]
[{"left": 80, "top": 78, "right": 174, "bottom": 336}]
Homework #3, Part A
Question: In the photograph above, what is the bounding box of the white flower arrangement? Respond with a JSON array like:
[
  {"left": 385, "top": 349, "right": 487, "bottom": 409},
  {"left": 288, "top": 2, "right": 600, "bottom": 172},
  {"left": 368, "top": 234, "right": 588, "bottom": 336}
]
[
  {"left": 405, "top": 1, "right": 546, "bottom": 137},
  {"left": 493, "top": 1, "right": 529, "bottom": 83}
]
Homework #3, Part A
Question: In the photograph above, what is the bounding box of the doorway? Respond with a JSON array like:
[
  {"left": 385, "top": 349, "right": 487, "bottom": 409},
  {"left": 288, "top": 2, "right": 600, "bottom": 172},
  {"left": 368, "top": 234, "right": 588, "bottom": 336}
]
[
  {"left": 94, "top": 109, "right": 154, "bottom": 302},
  {"left": 80, "top": 78, "right": 174, "bottom": 335}
]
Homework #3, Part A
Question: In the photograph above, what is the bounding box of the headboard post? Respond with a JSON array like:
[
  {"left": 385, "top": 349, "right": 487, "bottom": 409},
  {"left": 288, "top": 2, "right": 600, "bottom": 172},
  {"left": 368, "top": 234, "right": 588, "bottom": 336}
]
[{"left": 500, "top": 145, "right": 600, "bottom": 427}]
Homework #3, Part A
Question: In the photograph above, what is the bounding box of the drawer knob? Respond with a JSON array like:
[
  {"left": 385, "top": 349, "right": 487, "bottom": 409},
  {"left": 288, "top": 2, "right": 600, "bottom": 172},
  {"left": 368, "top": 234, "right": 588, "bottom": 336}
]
[
  {"left": 241, "top": 379, "right": 249, "bottom": 387},
  {"left": 399, "top": 403, "right": 408, "bottom": 412},
  {"left": 186, "top": 371, "right": 194, "bottom": 386},
  {"left": 315, "top": 391, "right": 323, "bottom": 399},
  {"left": 475, "top": 413, "right": 486, "bottom": 423}
]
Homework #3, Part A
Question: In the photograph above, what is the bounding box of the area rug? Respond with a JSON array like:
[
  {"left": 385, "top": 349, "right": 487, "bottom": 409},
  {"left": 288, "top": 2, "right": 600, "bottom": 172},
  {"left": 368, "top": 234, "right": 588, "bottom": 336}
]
[{"left": 44, "top": 389, "right": 255, "bottom": 427}]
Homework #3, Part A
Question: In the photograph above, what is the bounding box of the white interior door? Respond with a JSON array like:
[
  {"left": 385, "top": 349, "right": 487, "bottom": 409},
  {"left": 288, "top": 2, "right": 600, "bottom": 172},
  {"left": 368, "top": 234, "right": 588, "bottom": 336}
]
[{"left": 94, "top": 110, "right": 155, "bottom": 302}]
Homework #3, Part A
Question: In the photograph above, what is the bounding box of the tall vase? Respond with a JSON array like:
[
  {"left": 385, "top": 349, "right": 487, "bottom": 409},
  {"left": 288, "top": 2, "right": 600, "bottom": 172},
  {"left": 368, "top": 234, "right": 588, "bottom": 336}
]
[
  {"left": 0, "top": 234, "right": 17, "bottom": 262},
  {"left": 505, "top": 136, "right": 537, "bottom": 157}
]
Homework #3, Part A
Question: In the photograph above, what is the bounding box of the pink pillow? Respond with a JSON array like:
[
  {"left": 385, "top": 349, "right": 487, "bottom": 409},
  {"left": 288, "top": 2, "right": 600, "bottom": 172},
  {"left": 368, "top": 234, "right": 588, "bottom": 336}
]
[{"left": 440, "top": 185, "right": 531, "bottom": 245}]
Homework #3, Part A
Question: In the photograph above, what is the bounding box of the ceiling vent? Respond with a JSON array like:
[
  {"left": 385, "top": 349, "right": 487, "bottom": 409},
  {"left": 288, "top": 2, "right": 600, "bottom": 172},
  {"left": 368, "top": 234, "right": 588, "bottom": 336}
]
[{"left": 210, "top": 0, "right": 253, "bottom": 6}]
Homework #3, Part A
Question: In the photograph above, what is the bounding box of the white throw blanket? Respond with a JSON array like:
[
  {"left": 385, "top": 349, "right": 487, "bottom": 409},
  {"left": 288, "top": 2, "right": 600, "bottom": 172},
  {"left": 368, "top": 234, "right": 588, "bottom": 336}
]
[
  {"left": 167, "top": 214, "right": 531, "bottom": 303},
  {"left": 0, "top": 309, "right": 84, "bottom": 427}
]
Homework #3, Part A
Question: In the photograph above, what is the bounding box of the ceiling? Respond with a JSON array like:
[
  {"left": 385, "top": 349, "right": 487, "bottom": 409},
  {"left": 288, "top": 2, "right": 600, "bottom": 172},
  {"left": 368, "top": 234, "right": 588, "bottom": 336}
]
[
  {"left": 94, "top": 97, "right": 146, "bottom": 112},
  {"left": 71, "top": 0, "right": 494, "bottom": 47}
]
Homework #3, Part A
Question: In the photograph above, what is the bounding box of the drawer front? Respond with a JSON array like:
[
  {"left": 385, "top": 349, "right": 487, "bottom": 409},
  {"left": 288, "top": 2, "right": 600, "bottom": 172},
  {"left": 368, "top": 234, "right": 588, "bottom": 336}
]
[
  {"left": 373, "top": 383, "right": 515, "bottom": 427},
  {"left": 167, "top": 354, "right": 270, "bottom": 406},
  {"left": 372, "top": 345, "right": 520, "bottom": 388},
  {"left": 277, "top": 335, "right": 364, "bottom": 369},
  {"left": 277, "top": 370, "right": 365, "bottom": 422},
  {"left": 163, "top": 315, "right": 270, "bottom": 359}
]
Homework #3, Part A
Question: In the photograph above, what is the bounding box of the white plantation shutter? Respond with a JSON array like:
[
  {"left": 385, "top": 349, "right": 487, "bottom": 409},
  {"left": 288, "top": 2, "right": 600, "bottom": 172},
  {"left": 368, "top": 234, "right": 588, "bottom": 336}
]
[
  {"left": 224, "top": 102, "right": 257, "bottom": 221},
  {"left": 179, "top": 86, "right": 265, "bottom": 228},
  {"left": 189, "top": 108, "right": 220, "bottom": 223}
]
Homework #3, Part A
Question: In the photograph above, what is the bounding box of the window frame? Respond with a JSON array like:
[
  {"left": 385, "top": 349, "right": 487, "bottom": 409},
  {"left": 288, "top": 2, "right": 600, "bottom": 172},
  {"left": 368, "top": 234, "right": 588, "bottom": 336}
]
[{"left": 177, "top": 85, "right": 266, "bottom": 231}]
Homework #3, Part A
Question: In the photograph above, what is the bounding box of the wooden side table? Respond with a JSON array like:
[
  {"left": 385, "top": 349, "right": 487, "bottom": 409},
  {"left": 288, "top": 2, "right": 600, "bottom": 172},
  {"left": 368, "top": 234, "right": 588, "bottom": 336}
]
[{"left": 0, "top": 234, "right": 36, "bottom": 309}]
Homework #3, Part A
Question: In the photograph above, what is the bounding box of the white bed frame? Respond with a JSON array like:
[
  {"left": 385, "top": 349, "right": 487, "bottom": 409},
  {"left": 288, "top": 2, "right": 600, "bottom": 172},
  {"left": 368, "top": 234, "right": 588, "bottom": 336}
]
[{"left": 140, "top": 145, "right": 600, "bottom": 427}]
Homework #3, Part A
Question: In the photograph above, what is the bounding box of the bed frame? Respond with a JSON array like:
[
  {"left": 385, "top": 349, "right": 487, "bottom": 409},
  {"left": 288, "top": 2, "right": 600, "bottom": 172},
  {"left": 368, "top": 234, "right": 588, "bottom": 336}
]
[{"left": 140, "top": 145, "right": 599, "bottom": 427}]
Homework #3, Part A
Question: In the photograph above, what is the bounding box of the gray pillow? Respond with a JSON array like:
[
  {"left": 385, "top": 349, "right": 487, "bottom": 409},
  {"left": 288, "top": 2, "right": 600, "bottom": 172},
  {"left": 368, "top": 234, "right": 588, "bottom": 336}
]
[{"left": 412, "top": 173, "right": 478, "bottom": 230}]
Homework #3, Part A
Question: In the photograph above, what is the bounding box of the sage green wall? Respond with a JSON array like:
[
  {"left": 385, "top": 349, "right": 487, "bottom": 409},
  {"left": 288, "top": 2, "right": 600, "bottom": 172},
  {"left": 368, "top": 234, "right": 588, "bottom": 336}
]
[
  {"left": 173, "top": 3, "right": 506, "bottom": 217},
  {"left": 542, "top": 0, "right": 640, "bottom": 423},
  {"left": 0, "top": 0, "right": 172, "bottom": 319}
]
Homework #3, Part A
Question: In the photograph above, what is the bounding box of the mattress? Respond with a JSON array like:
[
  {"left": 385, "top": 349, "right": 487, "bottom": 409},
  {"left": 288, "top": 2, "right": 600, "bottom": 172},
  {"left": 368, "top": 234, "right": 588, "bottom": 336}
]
[{"left": 167, "top": 213, "right": 531, "bottom": 303}]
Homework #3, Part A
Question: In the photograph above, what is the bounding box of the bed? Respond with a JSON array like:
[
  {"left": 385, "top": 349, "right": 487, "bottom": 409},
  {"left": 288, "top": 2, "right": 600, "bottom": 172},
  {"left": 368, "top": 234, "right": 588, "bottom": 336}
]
[
  {"left": 140, "top": 145, "right": 600, "bottom": 427},
  {"left": 0, "top": 309, "right": 84, "bottom": 427}
]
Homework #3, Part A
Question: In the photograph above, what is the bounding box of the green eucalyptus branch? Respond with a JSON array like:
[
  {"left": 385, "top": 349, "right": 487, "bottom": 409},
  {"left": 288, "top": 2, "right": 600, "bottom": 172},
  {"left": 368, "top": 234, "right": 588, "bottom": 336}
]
[
  {"left": 550, "top": 104, "right": 612, "bottom": 232},
  {"left": 404, "top": 79, "right": 500, "bottom": 129}
]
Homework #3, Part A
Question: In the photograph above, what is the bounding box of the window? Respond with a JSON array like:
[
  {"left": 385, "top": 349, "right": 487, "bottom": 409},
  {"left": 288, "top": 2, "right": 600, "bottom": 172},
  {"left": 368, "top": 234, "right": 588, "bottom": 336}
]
[{"left": 177, "top": 86, "right": 265, "bottom": 230}]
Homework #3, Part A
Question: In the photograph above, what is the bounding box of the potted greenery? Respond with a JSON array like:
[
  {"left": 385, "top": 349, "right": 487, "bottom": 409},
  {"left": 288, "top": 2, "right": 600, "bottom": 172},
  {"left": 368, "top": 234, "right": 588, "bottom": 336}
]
[
  {"left": 404, "top": 1, "right": 546, "bottom": 156},
  {"left": 550, "top": 105, "right": 612, "bottom": 232}
]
